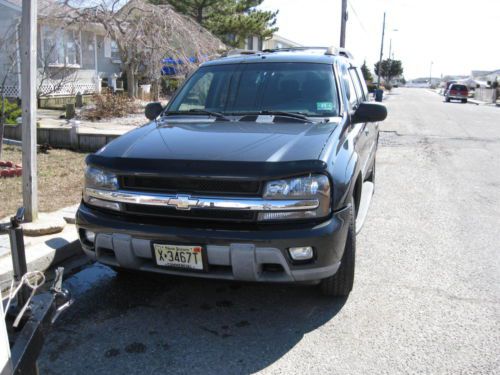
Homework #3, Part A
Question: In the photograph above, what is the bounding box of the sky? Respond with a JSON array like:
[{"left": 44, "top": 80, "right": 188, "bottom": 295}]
[{"left": 259, "top": 0, "right": 500, "bottom": 79}]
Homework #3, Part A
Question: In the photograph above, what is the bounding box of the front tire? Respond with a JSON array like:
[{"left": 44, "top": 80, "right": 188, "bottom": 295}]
[
  {"left": 320, "top": 197, "right": 356, "bottom": 297},
  {"left": 462, "top": 99, "right": 467, "bottom": 103}
]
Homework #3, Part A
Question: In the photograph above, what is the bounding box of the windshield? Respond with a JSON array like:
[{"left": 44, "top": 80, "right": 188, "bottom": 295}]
[{"left": 167, "top": 62, "right": 339, "bottom": 117}]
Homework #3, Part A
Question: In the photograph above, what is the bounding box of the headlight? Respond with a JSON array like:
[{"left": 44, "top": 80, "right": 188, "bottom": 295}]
[
  {"left": 259, "top": 174, "right": 331, "bottom": 221},
  {"left": 83, "top": 166, "right": 121, "bottom": 210},
  {"left": 84, "top": 166, "right": 118, "bottom": 190}
]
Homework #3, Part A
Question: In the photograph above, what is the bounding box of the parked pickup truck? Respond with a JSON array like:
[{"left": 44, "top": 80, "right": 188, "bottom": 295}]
[{"left": 76, "top": 47, "right": 387, "bottom": 296}]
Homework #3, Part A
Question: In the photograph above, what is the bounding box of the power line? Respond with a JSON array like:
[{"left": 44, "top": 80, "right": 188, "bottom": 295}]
[{"left": 348, "top": 0, "right": 368, "bottom": 34}]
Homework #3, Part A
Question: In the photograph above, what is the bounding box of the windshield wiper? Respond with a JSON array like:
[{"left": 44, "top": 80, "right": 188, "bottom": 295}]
[
  {"left": 163, "top": 109, "right": 230, "bottom": 121},
  {"left": 258, "top": 111, "right": 313, "bottom": 123}
]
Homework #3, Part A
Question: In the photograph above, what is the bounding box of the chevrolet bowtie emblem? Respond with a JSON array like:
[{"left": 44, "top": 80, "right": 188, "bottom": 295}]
[{"left": 168, "top": 195, "right": 199, "bottom": 211}]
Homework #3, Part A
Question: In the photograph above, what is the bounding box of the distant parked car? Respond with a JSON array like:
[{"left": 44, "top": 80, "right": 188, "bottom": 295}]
[{"left": 445, "top": 83, "right": 468, "bottom": 103}]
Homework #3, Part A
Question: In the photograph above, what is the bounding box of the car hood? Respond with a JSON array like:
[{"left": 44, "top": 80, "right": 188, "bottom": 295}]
[{"left": 96, "top": 119, "right": 338, "bottom": 162}]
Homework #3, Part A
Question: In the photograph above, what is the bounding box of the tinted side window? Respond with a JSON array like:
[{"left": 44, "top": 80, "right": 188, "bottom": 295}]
[
  {"left": 349, "top": 68, "right": 364, "bottom": 104},
  {"left": 355, "top": 67, "right": 369, "bottom": 98},
  {"left": 341, "top": 64, "right": 359, "bottom": 109}
]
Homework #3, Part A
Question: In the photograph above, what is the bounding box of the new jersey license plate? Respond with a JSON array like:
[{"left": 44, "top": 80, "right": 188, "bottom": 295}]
[{"left": 153, "top": 244, "right": 204, "bottom": 271}]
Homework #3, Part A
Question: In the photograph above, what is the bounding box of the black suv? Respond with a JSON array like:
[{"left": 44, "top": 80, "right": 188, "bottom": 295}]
[{"left": 76, "top": 47, "right": 387, "bottom": 296}]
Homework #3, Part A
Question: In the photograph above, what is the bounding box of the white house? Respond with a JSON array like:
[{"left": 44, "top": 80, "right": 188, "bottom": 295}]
[
  {"left": 0, "top": 0, "right": 122, "bottom": 99},
  {"left": 245, "top": 34, "right": 302, "bottom": 51}
]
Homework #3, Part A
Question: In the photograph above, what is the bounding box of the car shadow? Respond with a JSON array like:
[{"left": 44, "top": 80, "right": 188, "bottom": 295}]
[{"left": 39, "top": 263, "right": 348, "bottom": 374}]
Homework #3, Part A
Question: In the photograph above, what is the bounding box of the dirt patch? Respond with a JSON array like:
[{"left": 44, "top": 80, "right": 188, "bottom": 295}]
[{"left": 0, "top": 146, "right": 86, "bottom": 219}]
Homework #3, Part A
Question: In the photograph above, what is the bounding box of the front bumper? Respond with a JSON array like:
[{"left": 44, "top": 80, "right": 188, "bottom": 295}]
[{"left": 76, "top": 204, "right": 351, "bottom": 283}]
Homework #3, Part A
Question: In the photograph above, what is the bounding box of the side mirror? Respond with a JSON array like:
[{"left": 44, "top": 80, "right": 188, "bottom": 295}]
[
  {"left": 352, "top": 102, "right": 387, "bottom": 124},
  {"left": 145, "top": 102, "right": 163, "bottom": 120}
]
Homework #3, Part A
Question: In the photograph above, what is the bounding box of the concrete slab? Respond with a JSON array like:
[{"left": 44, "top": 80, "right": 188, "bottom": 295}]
[
  {"left": 22, "top": 212, "right": 67, "bottom": 236},
  {"left": 0, "top": 224, "right": 82, "bottom": 290}
]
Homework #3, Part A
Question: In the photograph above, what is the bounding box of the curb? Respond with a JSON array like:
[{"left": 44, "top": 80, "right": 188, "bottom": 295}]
[{"left": 467, "top": 99, "right": 482, "bottom": 106}]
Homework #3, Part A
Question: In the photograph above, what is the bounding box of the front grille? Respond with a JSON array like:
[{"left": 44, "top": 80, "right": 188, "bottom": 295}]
[
  {"left": 124, "top": 204, "right": 256, "bottom": 222},
  {"left": 121, "top": 176, "right": 261, "bottom": 196}
]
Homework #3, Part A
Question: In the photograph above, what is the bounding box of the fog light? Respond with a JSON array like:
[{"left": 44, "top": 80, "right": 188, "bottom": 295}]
[
  {"left": 84, "top": 230, "right": 96, "bottom": 244},
  {"left": 87, "top": 197, "right": 121, "bottom": 211},
  {"left": 288, "top": 246, "right": 314, "bottom": 261}
]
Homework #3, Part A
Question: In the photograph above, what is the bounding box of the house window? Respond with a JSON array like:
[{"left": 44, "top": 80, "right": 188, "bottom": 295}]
[
  {"left": 42, "top": 26, "right": 80, "bottom": 66},
  {"left": 247, "top": 37, "right": 253, "bottom": 50},
  {"left": 111, "top": 40, "right": 121, "bottom": 62}
]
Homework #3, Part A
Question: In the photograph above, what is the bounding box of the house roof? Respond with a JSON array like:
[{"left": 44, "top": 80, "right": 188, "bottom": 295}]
[
  {"left": 269, "top": 34, "right": 302, "bottom": 47},
  {"left": 0, "top": 0, "right": 21, "bottom": 10}
]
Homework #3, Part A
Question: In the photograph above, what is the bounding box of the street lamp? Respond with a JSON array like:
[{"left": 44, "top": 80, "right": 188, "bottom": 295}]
[{"left": 388, "top": 29, "right": 398, "bottom": 60}]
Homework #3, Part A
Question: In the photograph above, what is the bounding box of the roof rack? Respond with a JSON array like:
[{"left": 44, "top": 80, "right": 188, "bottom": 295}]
[
  {"left": 224, "top": 46, "right": 354, "bottom": 59},
  {"left": 225, "top": 49, "right": 260, "bottom": 57},
  {"left": 261, "top": 46, "right": 354, "bottom": 59},
  {"left": 262, "top": 46, "right": 328, "bottom": 53}
]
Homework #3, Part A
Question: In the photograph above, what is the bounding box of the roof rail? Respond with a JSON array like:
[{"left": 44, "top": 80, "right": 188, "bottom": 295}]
[
  {"left": 226, "top": 49, "right": 259, "bottom": 57},
  {"left": 262, "top": 46, "right": 328, "bottom": 53},
  {"left": 261, "top": 46, "right": 354, "bottom": 59}
]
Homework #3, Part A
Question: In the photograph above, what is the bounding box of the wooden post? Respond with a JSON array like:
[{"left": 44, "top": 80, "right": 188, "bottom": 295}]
[
  {"left": 21, "top": 0, "right": 38, "bottom": 222},
  {"left": 339, "top": 0, "right": 347, "bottom": 48}
]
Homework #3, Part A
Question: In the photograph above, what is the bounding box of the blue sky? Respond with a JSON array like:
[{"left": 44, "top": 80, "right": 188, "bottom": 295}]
[{"left": 259, "top": 0, "right": 500, "bottom": 79}]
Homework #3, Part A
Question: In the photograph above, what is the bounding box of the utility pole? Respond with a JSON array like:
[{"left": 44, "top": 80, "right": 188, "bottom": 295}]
[
  {"left": 340, "top": 0, "right": 348, "bottom": 47},
  {"left": 429, "top": 61, "right": 434, "bottom": 87},
  {"left": 376, "top": 12, "right": 386, "bottom": 89},
  {"left": 388, "top": 39, "right": 392, "bottom": 61},
  {"left": 21, "top": 0, "right": 38, "bottom": 222}
]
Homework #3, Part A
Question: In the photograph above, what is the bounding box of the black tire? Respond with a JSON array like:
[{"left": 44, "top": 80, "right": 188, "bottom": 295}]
[
  {"left": 368, "top": 157, "right": 376, "bottom": 186},
  {"left": 320, "top": 197, "right": 356, "bottom": 297},
  {"left": 462, "top": 99, "right": 467, "bottom": 103},
  {"left": 445, "top": 97, "right": 450, "bottom": 102}
]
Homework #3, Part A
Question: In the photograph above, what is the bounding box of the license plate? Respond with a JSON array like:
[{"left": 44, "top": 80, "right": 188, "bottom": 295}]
[{"left": 153, "top": 244, "right": 205, "bottom": 271}]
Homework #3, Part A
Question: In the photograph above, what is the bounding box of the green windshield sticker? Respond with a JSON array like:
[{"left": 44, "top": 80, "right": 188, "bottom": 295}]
[{"left": 317, "top": 102, "right": 334, "bottom": 111}]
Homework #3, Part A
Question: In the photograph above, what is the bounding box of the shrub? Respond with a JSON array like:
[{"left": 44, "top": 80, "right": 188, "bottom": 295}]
[
  {"left": 83, "top": 90, "right": 139, "bottom": 120},
  {"left": 1, "top": 99, "right": 22, "bottom": 125}
]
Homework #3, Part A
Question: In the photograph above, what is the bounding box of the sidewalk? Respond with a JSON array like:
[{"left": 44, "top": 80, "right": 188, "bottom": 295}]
[
  {"left": 0, "top": 205, "right": 83, "bottom": 290},
  {"left": 467, "top": 98, "right": 499, "bottom": 106},
  {"left": 37, "top": 111, "right": 141, "bottom": 136}
]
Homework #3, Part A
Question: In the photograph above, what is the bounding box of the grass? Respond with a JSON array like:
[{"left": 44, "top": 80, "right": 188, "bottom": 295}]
[{"left": 0, "top": 146, "right": 87, "bottom": 220}]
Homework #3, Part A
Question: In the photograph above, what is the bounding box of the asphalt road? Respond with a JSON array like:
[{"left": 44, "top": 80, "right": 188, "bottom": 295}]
[{"left": 38, "top": 89, "right": 500, "bottom": 374}]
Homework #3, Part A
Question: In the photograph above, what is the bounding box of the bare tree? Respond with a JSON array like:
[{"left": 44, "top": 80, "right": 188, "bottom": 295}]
[{"left": 63, "top": 0, "right": 225, "bottom": 99}]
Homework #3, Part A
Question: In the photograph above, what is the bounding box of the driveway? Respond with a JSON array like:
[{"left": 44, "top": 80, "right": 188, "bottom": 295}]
[{"left": 38, "top": 88, "right": 500, "bottom": 374}]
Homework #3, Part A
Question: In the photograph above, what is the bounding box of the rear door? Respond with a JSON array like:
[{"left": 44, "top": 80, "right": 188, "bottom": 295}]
[{"left": 352, "top": 66, "right": 378, "bottom": 175}]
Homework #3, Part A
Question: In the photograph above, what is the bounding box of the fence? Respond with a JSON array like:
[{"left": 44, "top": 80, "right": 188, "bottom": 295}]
[
  {"left": 0, "top": 86, "right": 20, "bottom": 98},
  {"left": 474, "top": 87, "right": 497, "bottom": 103}
]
